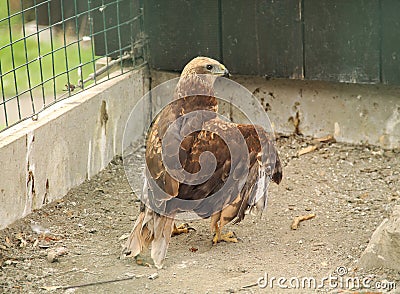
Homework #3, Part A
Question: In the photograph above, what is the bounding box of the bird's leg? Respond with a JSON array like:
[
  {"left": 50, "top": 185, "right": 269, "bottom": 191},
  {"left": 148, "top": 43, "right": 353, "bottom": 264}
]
[
  {"left": 171, "top": 223, "right": 195, "bottom": 236},
  {"left": 212, "top": 222, "right": 221, "bottom": 244},
  {"left": 211, "top": 207, "right": 239, "bottom": 244},
  {"left": 212, "top": 222, "right": 238, "bottom": 244}
]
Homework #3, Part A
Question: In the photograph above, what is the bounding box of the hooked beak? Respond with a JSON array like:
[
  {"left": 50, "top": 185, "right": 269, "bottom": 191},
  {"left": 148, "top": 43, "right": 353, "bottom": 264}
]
[
  {"left": 210, "top": 63, "right": 231, "bottom": 78},
  {"left": 223, "top": 67, "right": 231, "bottom": 78},
  {"left": 216, "top": 64, "right": 230, "bottom": 78}
]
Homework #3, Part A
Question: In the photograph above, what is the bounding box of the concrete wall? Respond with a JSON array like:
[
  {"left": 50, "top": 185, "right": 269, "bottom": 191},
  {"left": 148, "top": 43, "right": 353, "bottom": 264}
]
[
  {"left": 151, "top": 70, "right": 400, "bottom": 149},
  {"left": 0, "top": 68, "right": 148, "bottom": 229}
]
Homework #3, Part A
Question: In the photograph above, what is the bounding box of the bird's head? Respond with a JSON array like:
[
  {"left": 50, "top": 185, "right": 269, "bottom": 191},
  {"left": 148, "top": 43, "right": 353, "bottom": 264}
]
[
  {"left": 181, "top": 56, "right": 230, "bottom": 78},
  {"left": 176, "top": 56, "right": 230, "bottom": 103}
]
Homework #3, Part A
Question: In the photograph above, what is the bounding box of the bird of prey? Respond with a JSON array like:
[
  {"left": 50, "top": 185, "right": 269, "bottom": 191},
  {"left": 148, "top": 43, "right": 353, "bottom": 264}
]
[{"left": 123, "top": 57, "right": 282, "bottom": 268}]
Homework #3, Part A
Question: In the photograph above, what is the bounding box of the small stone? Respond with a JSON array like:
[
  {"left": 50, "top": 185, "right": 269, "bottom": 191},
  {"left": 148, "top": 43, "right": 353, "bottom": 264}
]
[
  {"left": 119, "top": 233, "right": 130, "bottom": 241},
  {"left": 238, "top": 267, "right": 247, "bottom": 273},
  {"left": 4, "top": 260, "right": 16, "bottom": 266},
  {"left": 47, "top": 251, "right": 58, "bottom": 263},
  {"left": 46, "top": 246, "right": 68, "bottom": 263},
  {"left": 148, "top": 273, "right": 159, "bottom": 280},
  {"left": 312, "top": 242, "right": 325, "bottom": 247}
]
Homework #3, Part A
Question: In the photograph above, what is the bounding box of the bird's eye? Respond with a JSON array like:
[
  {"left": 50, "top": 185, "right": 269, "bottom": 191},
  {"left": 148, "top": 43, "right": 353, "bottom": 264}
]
[{"left": 206, "top": 64, "right": 213, "bottom": 70}]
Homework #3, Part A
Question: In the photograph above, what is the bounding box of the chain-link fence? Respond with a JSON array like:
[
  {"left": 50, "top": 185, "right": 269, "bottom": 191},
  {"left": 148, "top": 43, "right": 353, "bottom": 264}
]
[{"left": 0, "top": 0, "right": 147, "bottom": 132}]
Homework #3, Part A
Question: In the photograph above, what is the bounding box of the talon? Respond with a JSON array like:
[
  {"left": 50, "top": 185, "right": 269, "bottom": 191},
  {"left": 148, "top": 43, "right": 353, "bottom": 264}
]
[
  {"left": 177, "top": 223, "right": 196, "bottom": 231},
  {"left": 176, "top": 223, "right": 189, "bottom": 229},
  {"left": 221, "top": 231, "right": 238, "bottom": 243},
  {"left": 213, "top": 231, "right": 238, "bottom": 244},
  {"left": 223, "top": 231, "right": 235, "bottom": 238},
  {"left": 172, "top": 223, "right": 196, "bottom": 236},
  {"left": 134, "top": 255, "right": 152, "bottom": 267},
  {"left": 212, "top": 233, "right": 219, "bottom": 245}
]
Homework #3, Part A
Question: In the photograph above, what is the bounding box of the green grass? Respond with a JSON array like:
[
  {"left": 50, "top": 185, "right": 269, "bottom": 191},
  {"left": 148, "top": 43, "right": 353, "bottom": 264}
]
[
  {"left": 0, "top": 32, "right": 96, "bottom": 99},
  {"left": 0, "top": 1, "right": 96, "bottom": 100}
]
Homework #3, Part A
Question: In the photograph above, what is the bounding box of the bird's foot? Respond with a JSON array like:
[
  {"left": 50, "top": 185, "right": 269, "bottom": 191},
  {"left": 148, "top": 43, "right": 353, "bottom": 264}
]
[
  {"left": 213, "top": 231, "right": 238, "bottom": 244},
  {"left": 134, "top": 254, "right": 153, "bottom": 267},
  {"left": 172, "top": 223, "right": 196, "bottom": 236}
]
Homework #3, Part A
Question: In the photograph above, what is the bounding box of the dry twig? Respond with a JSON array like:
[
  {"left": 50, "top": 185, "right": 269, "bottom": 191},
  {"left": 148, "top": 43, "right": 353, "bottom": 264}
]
[
  {"left": 40, "top": 275, "right": 136, "bottom": 291},
  {"left": 298, "top": 145, "right": 318, "bottom": 156},
  {"left": 315, "top": 135, "right": 335, "bottom": 143},
  {"left": 291, "top": 213, "right": 316, "bottom": 230}
]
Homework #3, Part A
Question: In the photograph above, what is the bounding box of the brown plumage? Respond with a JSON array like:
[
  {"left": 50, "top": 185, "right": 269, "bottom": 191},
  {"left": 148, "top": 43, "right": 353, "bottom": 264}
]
[{"left": 123, "top": 57, "right": 282, "bottom": 268}]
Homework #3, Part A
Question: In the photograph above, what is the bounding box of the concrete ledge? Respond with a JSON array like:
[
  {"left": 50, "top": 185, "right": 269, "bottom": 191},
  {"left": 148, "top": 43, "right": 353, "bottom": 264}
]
[
  {"left": 0, "top": 68, "right": 148, "bottom": 229},
  {"left": 152, "top": 70, "right": 400, "bottom": 148}
]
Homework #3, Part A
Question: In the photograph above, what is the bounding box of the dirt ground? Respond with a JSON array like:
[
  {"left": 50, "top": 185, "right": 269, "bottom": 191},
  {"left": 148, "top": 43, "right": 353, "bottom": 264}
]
[{"left": 1, "top": 135, "right": 399, "bottom": 293}]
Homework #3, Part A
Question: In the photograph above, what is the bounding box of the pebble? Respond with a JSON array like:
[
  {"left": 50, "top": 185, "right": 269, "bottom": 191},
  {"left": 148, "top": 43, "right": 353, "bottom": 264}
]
[
  {"left": 46, "top": 247, "right": 68, "bottom": 263},
  {"left": 238, "top": 267, "right": 247, "bottom": 273},
  {"left": 47, "top": 251, "right": 58, "bottom": 263},
  {"left": 148, "top": 273, "right": 159, "bottom": 280}
]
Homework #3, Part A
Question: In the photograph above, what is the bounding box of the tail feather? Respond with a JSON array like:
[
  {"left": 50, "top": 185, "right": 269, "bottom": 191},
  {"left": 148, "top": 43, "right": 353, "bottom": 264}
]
[
  {"left": 123, "top": 206, "right": 174, "bottom": 269},
  {"left": 151, "top": 214, "right": 174, "bottom": 268},
  {"left": 123, "top": 210, "right": 152, "bottom": 259}
]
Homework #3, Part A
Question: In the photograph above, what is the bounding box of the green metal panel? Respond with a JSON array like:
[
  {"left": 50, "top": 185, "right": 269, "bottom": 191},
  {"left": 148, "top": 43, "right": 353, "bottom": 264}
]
[
  {"left": 304, "top": 0, "right": 380, "bottom": 83},
  {"left": 142, "top": 1, "right": 400, "bottom": 85},
  {"left": 144, "top": 0, "right": 220, "bottom": 71},
  {"left": 381, "top": 0, "right": 400, "bottom": 85},
  {"left": 36, "top": 0, "right": 88, "bottom": 26},
  {"left": 222, "top": 0, "right": 303, "bottom": 77},
  {"left": 93, "top": 0, "right": 138, "bottom": 58}
]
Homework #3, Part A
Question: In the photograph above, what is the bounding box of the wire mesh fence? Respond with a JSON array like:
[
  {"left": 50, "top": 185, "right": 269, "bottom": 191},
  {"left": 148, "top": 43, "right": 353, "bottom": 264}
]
[{"left": 0, "top": 0, "right": 147, "bottom": 132}]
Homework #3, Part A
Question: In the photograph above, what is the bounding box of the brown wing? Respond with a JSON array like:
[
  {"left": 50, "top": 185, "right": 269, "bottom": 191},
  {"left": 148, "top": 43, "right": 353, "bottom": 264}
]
[
  {"left": 145, "top": 113, "right": 236, "bottom": 218},
  {"left": 238, "top": 124, "right": 282, "bottom": 185},
  {"left": 232, "top": 124, "right": 282, "bottom": 223},
  {"left": 145, "top": 103, "right": 281, "bottom": 220},
  {"left": 169, "top": 119, "right": 250, "bottom": 218},
  {"left": 144, "top": 95, "right": 218, "bottom": 213}
]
